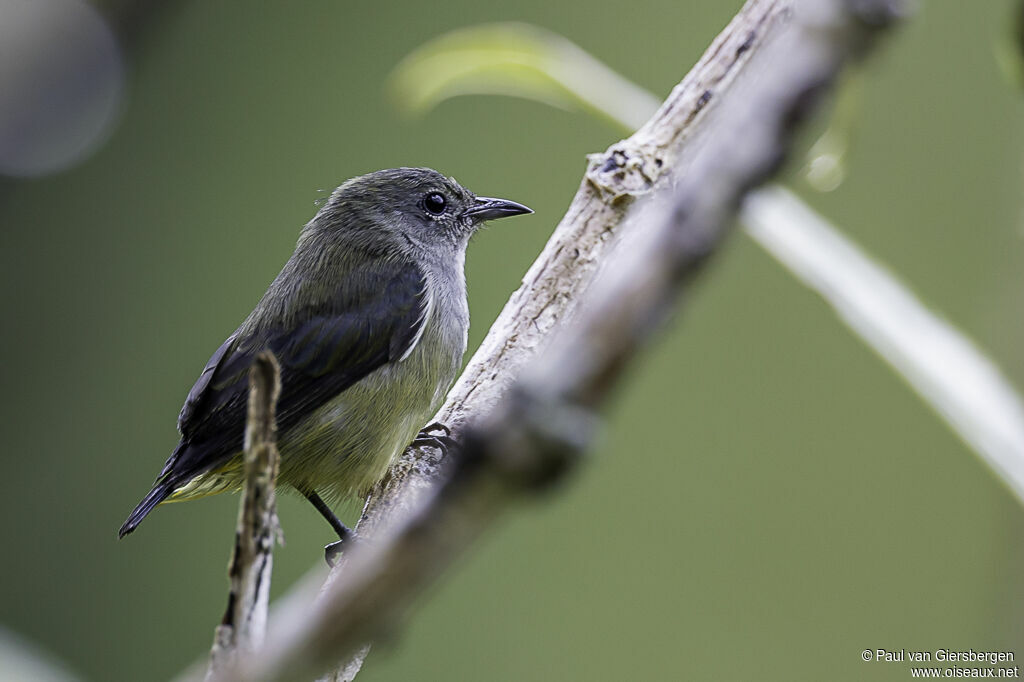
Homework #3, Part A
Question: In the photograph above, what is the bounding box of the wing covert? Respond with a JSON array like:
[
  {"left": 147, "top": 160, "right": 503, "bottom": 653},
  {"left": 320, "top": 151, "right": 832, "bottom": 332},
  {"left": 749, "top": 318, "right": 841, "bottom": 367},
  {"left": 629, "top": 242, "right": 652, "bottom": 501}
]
[{"left": 159, "top": 258, "right": 429, "bottom": 487}]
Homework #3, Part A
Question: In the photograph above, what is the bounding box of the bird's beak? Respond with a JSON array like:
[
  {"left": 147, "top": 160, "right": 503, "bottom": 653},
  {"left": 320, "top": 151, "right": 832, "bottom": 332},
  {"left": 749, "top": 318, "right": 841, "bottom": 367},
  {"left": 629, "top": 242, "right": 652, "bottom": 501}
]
[{"left": 462, "top": 196, "right": 533, "bottom": 223}]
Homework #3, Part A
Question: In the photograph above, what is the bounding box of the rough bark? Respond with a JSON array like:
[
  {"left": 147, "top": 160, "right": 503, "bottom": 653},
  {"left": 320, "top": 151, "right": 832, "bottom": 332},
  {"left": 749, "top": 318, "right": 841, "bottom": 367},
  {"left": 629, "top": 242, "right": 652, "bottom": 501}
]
[
  {"left": 206, "top": 353, "right": 282, "bottom": 680},
  {"left": 205, "top": 0, "right": 907, "bottom": 680}
]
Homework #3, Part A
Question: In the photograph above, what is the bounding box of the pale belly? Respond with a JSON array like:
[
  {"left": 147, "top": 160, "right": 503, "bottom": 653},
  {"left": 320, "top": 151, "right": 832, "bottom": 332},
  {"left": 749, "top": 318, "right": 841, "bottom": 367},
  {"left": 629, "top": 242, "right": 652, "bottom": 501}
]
[
  {"left": 170, "top": 312, "right": 463, "bottom": 505},
  {"left": 276, "top": 355, "right": 452, "bottom": 501}
]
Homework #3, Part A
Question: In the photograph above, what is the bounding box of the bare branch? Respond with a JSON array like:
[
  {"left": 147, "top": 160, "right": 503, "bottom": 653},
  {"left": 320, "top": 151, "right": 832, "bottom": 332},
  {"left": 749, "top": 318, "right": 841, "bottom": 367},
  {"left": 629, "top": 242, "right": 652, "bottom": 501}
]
[
  {"left": 198, "top": 1, "right": 907, "bottom": 681},
  {"left": 360, "top": 0, "right": 790, "bottom": 549},
  {"left": 206, "top": 352, "right": 282, "bottom": 680},
  {"left": 313, "top": 0, "right": 790, "bottom": 675}
]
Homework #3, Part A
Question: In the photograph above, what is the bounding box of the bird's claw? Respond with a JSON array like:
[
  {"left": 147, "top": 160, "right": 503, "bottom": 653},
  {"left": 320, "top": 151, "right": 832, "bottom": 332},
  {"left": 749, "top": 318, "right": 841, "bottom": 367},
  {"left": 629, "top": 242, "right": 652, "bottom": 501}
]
[
  {"left": 324, "top": 541, "right": 344, "bottom": 567},
  {"left": 411, "top": 422, "right": 459, "bottom": 455},
  {"left": 420, "top": 421, "right": 451, "bottom": 437},
  {"left": 324, "top": 526, "right": 354, "bottom": 567},
  {"left": 411, "top": 434, "right": 459, "bottom": 451}
]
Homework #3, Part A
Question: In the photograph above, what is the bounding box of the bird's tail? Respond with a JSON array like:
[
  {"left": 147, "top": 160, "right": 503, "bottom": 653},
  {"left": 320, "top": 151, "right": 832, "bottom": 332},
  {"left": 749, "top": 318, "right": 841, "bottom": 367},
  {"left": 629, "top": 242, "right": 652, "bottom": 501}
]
[{"left": 118, "top": 481, "right": 174, "bottom": 538}]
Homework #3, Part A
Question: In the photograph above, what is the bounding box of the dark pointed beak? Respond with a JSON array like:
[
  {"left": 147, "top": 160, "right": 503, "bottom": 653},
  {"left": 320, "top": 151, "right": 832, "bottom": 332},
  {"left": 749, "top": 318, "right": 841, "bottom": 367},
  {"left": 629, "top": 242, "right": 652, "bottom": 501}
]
[{"left": 462, "top": 196, "right": 533, "bottom": 223}]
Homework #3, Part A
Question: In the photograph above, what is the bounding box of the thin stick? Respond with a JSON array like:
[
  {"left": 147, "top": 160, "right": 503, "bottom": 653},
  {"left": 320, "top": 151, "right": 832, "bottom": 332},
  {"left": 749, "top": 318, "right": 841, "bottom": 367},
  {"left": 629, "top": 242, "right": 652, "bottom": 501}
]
[{"left": 205, "top": 352, "right": 282, "bottom": 680}]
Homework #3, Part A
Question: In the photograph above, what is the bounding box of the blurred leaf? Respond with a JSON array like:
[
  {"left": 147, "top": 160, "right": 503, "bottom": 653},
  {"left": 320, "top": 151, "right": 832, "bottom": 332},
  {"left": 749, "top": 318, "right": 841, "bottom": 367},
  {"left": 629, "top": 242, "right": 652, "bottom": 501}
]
[
  {"left": 0, "top": 625, "right": 81, "bottom": 682},
  {"left": 801, "top": 70, "right": 865, "bottom": 192},
  {"left": 992, "top": 0, "right": 1024, "bottom": 91},
  {"left": 388, "top": 22, "right": 659, "bottom": 131}
]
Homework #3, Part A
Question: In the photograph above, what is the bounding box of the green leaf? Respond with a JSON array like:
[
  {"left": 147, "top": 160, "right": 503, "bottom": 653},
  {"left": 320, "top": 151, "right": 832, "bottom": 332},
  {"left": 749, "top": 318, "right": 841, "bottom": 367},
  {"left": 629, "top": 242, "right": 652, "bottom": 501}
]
[{"left": 388, "top": 22, "right": 660, "bottom": 131}]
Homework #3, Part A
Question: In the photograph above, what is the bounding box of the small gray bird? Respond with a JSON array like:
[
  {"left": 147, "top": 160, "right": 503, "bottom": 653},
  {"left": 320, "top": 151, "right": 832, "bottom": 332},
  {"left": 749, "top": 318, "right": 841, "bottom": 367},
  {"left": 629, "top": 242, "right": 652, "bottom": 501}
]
[{"left": 118, "top": 168, "right": 531, "bottom": 553}]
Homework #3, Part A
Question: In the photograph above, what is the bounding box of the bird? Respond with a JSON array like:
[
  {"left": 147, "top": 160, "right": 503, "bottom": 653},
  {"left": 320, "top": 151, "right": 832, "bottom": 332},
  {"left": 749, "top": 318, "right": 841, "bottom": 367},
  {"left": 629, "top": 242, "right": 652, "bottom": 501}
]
[{"left": 118, "top": 167, "right": 531, "bottom": 558}]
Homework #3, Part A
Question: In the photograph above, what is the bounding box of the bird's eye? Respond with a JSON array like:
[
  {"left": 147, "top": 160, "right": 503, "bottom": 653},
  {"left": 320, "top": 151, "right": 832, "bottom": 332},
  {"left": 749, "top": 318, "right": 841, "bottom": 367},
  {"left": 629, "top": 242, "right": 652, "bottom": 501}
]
[{"left": 423, "top": 192, "right": 447, "bottom": 216}]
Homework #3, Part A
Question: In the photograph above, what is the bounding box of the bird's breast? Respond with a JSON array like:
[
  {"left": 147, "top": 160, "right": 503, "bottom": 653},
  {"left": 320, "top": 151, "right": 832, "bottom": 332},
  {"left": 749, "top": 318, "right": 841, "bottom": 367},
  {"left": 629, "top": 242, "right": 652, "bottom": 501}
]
[{"left": 277, "top": 285, "right": 468, "bottom": 501}]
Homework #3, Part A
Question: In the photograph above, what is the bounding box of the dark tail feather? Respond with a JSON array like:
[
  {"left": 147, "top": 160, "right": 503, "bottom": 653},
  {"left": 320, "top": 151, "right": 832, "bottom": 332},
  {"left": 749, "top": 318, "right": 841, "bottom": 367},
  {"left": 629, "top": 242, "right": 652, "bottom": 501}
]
[{"left": 118, "top": 482, "right": 174, "bottom": 538}]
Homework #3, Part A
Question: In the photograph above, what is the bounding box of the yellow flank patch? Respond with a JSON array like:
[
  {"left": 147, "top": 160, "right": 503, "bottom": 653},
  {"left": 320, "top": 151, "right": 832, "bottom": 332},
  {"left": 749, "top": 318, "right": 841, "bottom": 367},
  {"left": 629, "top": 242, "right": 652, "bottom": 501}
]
[{"left": 163, "top": 455, "right": 244, "bottom": 503}]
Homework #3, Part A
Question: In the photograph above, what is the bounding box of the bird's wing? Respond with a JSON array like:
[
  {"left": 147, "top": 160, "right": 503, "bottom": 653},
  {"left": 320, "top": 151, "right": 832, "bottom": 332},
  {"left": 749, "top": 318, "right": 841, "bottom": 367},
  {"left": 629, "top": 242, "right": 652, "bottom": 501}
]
[{"left": 157, "top": 258, "right": 430, "bottom": 486}]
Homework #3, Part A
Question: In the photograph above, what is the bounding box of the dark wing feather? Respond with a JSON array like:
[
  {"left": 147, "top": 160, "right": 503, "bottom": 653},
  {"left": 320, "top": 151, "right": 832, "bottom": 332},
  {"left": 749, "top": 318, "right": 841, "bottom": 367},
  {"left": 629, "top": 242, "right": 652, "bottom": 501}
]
[{"left": 157, "top": 258, "right": 429, "bottom": 489}]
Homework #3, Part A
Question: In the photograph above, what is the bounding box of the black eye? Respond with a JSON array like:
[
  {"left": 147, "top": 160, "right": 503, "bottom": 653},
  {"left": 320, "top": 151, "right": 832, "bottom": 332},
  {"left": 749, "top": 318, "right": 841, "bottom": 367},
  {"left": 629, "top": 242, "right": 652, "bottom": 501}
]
[{"left": 423, "top": 192, "right": 447, "bottom": 215}]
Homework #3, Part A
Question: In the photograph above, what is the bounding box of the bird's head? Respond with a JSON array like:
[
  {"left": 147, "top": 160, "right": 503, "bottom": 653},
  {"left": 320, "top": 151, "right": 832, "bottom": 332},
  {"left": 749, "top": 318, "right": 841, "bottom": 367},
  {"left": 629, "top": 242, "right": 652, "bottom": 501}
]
[{"left": 314, "top": 167, "right": 532, "bottom": 255}]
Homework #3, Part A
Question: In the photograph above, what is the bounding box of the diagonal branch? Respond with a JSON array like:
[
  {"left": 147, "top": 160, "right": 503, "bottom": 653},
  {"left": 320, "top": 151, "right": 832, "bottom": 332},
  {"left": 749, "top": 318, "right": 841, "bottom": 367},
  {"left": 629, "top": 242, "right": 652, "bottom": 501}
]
[
  {"left": 359, "top": 0, "right": 790, "bottom": 548},
  {"left": 198, "top": 1, "right": 907, "bottom": 681},
  {"left": 316, "top": 1, "right": 792, "bottom": 678}
]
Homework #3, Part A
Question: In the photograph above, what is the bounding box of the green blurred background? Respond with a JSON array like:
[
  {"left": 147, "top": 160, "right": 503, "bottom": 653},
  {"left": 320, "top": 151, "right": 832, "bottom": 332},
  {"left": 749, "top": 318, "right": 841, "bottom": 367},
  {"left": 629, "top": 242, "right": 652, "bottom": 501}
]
[{"left": 1, "top": 1, "right": 1023, "bottom": 680}]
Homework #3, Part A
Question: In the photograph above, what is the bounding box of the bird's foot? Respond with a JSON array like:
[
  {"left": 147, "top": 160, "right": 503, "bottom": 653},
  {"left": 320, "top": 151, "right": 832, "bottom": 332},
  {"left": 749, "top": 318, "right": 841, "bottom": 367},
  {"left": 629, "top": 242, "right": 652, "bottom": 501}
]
[
  {"left": 324, "top": 524, "right": 354, "bottom": 567},
  {"left": 420, "top": 421, "right": 451, "bottom": 437},
  {"left": 411, "top": 422, "right": 458, "bottom": 455}
]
